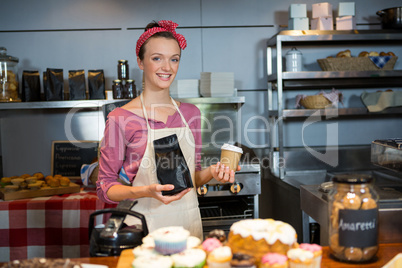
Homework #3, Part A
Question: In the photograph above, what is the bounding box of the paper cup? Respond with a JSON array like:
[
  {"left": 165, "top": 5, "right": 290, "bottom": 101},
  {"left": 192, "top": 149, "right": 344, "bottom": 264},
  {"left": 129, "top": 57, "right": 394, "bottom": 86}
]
[{"left": 220, "top": 144, "right": 243, "bottom": 172}]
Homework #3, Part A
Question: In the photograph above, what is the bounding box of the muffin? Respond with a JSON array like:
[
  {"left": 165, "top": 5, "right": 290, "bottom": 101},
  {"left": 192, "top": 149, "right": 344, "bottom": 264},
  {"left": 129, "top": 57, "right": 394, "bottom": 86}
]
[
  {"left": 10, "top": 178, "right": 24, "bottom": 186},
  {"left": 28, "top": 182, "right": 42, "bottom": 190},
  {"left": 152, "top": 226, "right": 190, "bottom": 255},
  {"left": 60, "top": 176, "right": 70, "bottom": 186},
  {"left": 287, "top": 248, "right": 314, "bottom": 268},
  {"left": 202, "top": 238, "right": 222, "bottom": 254},
  {"left": 171, "top": 248, "right": 206, "bottom": 268},
  {"left": 261, "top": 253, "right": 288, "bottom": 268},
  {"left": 187, "top": 236, "right": 201, "bottom": 249},
  {"left": 1, "top": 177, "right": 12, "bottom": 185},
  {"left": 299, "top": 243, "right": 322, "bottom": 268},
  {"left": 5, "top": 185, "right": 19, "bottom": 192},
  {"left": 207, "top": 246, "right": 232, "bottom": 268},
  {"left": 132, "top": 244, "right": 158, "bottom": 258},
  {"left": 25, "top": 177, "right": 38, "bottom": 184},
  {"left": 132, "top": 255, "right": 173, "bottom": 268},
  {"left": 230, "top": 253, "right": 256, "bottom": 268},
  {"left": 33, "top": 172, "right": 45, "bottom": 180}
]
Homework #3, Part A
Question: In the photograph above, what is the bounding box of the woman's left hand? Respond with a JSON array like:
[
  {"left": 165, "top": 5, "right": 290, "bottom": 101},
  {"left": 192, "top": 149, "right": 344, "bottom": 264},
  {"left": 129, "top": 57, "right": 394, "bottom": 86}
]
[{"left": 210, "top": 162, "right": 241, "bottom": 184}]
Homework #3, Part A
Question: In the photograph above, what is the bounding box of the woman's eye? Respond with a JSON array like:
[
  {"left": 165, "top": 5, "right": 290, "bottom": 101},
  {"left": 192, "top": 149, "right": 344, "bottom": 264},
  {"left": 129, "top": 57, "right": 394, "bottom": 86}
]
[
  {"left": 152, "top": 57, "right": 160, "bottom": 61},
  {"left": 172, "top": 58, "right": 180, "bottom": 62}
]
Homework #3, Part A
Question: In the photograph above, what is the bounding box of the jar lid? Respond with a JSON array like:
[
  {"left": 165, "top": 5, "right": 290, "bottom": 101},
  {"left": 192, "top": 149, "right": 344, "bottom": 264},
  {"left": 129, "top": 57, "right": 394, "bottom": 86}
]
[
  {"left": 332, "top": 173, "right": 373, "bottom": 184},
  {"left": 0, "top": 47, "right": 19, "bottom": 63},
  {"left": 118, "top": 59, "right": 128, "bottom": 63},
  {"left": 285, "top": 47, "right": 302, "bottom": 56},
  {"left": 113, "top": 79, "right": 122, "bottom": 83}
]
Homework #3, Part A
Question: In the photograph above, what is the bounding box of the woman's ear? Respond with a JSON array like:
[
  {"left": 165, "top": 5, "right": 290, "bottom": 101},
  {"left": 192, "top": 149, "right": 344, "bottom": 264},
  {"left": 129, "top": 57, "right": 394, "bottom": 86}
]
[{"left": 137, "top": 56, "right": 144, "bottom": 70}]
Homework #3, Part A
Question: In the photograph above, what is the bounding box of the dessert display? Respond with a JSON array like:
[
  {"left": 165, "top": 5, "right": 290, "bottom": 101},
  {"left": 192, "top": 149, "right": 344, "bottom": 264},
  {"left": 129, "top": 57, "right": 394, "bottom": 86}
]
[
  {"left": 0, "top": 257, "right": 82, "bottom": 268},
  {"left": 0, "top": 172, "right": 79, "bottom": 201},
  {"left": 127, "top": 218, "right": 322, "bottom": 268}
]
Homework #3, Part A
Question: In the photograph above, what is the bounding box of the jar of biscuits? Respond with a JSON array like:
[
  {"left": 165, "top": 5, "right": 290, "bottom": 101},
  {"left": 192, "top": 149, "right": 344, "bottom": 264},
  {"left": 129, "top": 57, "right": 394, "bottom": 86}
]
[
  {"left": 0, "top": 47, "right": 20, "bottom": 102},
  {"left": 328, "top": 174, "right": 379, "bottom": 263}
]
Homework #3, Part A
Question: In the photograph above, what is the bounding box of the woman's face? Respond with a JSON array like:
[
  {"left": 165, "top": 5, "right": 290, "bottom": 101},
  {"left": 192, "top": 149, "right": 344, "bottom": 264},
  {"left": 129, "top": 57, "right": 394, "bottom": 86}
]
[{"left": 137, "top": 37, "right": 181, "bottom": 91}]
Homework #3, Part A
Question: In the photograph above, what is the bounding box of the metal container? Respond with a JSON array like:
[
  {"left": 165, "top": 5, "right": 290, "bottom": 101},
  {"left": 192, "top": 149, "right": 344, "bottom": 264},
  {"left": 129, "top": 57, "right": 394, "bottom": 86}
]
[
  {"left": 0, "top": 47, "right": 20, "bottom": 102},
  {"left": 376, "top": 7, "right": 402, "bottom": 29},
  {"left": 285, "top": 47, "right": 303, "bottom": 72}
]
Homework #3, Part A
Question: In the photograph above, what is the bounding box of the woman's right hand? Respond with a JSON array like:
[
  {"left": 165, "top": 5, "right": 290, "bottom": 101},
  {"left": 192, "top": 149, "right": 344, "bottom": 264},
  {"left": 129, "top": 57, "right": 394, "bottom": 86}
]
[{"left": 147, "top": 184, "right": 191, "bottom": 204}]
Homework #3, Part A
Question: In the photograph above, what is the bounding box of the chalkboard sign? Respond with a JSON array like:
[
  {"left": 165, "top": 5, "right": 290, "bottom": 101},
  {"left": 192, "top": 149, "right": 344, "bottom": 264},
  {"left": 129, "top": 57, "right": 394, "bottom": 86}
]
[{"left": 51, "top": 140, "right": 99, "bottom": 178}]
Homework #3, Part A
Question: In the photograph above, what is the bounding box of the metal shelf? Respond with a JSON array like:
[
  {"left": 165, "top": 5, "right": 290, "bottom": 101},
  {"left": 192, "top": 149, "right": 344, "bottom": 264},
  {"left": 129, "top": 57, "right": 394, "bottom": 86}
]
[
  {"left": 268, "top": 70, "right": 402, "bottom": 89},
  {"left": 0, "top": 96, "right": 245, "bottom": 110},
  {"left": 269, "top": 107, "right": 402, "bottom": 118}
]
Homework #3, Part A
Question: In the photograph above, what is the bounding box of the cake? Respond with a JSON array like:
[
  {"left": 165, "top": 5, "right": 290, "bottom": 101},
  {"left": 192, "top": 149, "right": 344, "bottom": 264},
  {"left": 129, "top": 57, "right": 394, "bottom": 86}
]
[
  {"left": 207, "top": 229, "right": 227, "bottom": 243},
  {"left": 261, "top": 253, "right": 288, "bottom": 268},
  {"left": 227, "top": 219, "right": 298, "bottom": 263},
  {"left": 201, "top": 237, "right": 222, "bottom": 254},
  {"left": 151, "top": 226, "right": 190, "bottom": 255},
  {"left": 230, "top": 253, "right": 256, "bottom": 267},
  {"left": 132, "top": 255, "right": 173, "bottom": 268},
  {"left": 287, "top": 248, "right": 314, "bottom": 268}
]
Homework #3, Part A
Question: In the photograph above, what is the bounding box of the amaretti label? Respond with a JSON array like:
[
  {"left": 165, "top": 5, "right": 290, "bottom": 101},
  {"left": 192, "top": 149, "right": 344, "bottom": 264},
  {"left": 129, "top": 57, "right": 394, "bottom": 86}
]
[{"left": 338, "top": 208, "right": 378, "bottom": 248}]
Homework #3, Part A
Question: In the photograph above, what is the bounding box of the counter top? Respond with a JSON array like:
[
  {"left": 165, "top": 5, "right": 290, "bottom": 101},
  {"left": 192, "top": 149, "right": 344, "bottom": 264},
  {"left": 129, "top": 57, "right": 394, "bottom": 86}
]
[{"left": 66, "top": 243, "right": 402, "bottom": 268}]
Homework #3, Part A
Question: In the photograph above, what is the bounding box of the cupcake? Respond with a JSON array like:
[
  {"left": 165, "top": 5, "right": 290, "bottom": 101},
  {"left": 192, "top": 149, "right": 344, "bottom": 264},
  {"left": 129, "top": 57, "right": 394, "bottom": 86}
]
[
  {"left": 299, "top": 243, "right": 322, "bottom": 268},
  {"left": 132, "top": 244, "right": 158, "bottom": 258},
  {"left": 261, "top": 253, "right": 288, "bottom": 268},
  {"left": 152, "top": 226, "right": 190, "bottom": 255},
  {"left": 171, "top": 248, "right": 206, "bottom": 268},
  {"left": 202, "top": 237, "right": 222, "bottom": 254},
  {"left": 132, "top": 255, "right": 173, "bottom": 268},
  {"left": 187, "top": 236, "right": 201, "bottom": 249},
  {"left": 207, "top": 246, "right": 232, "bottom": 268},
  {"left": 207, "top": 229, "right": 227, "bottom": 243},
  {"left": 230, "top": 253, "right": 256, "bottom": 268},
  {"left": 287, "top": 248, "right": 314, "bottom": 268}
]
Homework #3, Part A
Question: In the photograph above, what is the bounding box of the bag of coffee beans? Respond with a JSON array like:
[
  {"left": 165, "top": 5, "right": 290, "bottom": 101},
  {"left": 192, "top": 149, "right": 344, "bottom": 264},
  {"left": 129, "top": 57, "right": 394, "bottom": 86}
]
[
  {"left": 45, "top": 68, "right": 64, "bottom": 101},
  {"left": 68, "top": 69, "right": 86, "bottom": 100},
  {"left": 21, "top": 70, "right": 41, "bottom": 102},
  {"left": 88, "top": 69, "right": 105, "bottom": 99}
]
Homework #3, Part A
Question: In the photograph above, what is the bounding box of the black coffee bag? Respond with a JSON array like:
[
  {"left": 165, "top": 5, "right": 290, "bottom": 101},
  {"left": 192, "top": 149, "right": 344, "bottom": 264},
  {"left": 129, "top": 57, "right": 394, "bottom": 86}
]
[
  {"left": 45, "top": 68, "right": 64, "bottom": 101},
  {"left": 21, "top": 70, "right": 41, "bottom": 102},
  {"left": 88, "top": 69, "right": 105, "bottom": 99},
  {"left": 68, "top": 69, "right": 86, "bottom": 100}
]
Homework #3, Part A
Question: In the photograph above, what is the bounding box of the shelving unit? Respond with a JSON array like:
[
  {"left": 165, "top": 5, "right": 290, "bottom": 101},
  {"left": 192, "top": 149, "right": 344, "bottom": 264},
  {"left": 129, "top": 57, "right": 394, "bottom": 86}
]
[{"left": 267, "top": 30, "right": 402, "bottom": 179}]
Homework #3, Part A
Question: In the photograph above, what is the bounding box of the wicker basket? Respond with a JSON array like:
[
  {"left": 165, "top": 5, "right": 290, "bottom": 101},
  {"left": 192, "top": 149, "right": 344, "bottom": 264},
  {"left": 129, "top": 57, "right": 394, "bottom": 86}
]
[
  {"left": 300, "top": 94, "right": 331, "bottom": 109},
  {"left": 317, "top": 57, "right": 397, "bottom": 71}
]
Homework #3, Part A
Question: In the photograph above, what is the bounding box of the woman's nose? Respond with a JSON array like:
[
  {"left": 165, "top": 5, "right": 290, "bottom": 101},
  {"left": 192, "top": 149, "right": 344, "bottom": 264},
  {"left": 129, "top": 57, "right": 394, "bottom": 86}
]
[{"left": 161, "top": 60, "right": 171, "bottom": 71}]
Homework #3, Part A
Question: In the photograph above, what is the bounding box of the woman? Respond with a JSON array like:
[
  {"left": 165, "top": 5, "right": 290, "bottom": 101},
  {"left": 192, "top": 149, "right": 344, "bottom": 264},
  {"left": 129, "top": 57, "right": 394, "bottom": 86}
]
[{"left": 96, "top": 20, "right": 239, "bottom": 239}]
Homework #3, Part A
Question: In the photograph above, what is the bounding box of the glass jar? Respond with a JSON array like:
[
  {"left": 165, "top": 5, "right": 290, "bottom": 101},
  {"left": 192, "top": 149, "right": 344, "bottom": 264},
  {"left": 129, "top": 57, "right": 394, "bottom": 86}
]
[
  {"left": 285, "top": 47, "right": 303, "bottom": 72},
  {"left": 117, "top": 59, "right": 129, "bottom": 80},
  {"left": 112, "top": 79, "right": 123, "bottom": 99},
  {"left": 0, "top": 47, "right": 20, "bottom": 102},
  {"left": 328, "top": 174, "right": 379, "bottom": 263},
  {"left": 124, "top": 79, "right": 137, "bottom": 99}
]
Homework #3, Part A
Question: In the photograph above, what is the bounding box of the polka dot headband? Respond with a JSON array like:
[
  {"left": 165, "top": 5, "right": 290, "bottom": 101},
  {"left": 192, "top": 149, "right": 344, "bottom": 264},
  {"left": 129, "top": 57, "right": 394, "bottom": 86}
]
[{"left": 136, "top": 20, "right": 187, "bottom": 57}]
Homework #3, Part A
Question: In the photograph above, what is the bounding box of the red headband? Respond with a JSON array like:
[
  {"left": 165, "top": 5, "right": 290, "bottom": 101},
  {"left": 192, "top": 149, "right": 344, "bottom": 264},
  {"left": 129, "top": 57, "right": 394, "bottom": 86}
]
[{"left": 136, "top": 20, "right": 187, "bottom": 57}]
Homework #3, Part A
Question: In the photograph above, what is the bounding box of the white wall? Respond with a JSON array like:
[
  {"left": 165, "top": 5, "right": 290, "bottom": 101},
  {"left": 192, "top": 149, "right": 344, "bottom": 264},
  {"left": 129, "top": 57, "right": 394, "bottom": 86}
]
[{"left": 1, "top": 0, "right": 401, "bottom": 175}]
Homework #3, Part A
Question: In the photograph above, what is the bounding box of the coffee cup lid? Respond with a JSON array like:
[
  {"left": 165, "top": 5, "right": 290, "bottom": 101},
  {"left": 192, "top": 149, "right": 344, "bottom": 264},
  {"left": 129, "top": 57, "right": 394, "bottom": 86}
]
[{"left": 221, "top": 143, "right": 243, "bottom": 154}]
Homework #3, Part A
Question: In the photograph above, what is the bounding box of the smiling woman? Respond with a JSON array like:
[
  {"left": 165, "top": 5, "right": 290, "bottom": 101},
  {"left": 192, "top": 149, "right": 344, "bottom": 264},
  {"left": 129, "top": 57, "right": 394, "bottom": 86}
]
[{"left": 96, "top": 20, "right": 241, "bottom": 240}]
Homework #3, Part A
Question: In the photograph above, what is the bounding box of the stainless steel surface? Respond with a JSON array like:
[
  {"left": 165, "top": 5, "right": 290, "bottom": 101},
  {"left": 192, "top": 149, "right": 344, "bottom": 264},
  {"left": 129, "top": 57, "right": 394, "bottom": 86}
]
[
  {"left": 269, "top": 107, "right": 402, "bottom": 118},
  {"left": 267, "top": 30, "right": 402, "bottom": 46},
  {"left": 377, "top": 7, "right": 402, "bottom": 29},
  {"left": 0, "top": 96, "right": 245, "bottom": 110},
  {"left": 372, "top": 139, "right": 402, "bottom": 172}
]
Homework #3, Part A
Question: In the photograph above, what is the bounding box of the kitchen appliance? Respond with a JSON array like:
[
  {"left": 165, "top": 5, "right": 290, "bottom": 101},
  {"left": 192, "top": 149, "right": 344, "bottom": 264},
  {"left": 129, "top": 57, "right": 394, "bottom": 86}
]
[
  {"left": 377, "top": 7, "right": 402, "bottom": 29},
  {"left": 0, "top": 47, "right": 20, "bottom": 102},
  {"left": 88, "top": 199, "right": 148, "bottom": 257},
  {"left": 197, "top": 144, "right": 261, "bottom": 237}
]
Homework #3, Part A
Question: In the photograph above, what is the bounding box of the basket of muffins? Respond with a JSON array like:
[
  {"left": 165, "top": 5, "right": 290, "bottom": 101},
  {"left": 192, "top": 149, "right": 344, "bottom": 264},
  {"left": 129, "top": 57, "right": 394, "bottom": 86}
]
[
  {"left": 129, "top": 218, "right": 323, "bottom": 268},
  {"left": 0, "top": 172, "right": 79, "bottom": 200},
  {"left": 317, "top": 49, "right": 397, "bottom": 71}
]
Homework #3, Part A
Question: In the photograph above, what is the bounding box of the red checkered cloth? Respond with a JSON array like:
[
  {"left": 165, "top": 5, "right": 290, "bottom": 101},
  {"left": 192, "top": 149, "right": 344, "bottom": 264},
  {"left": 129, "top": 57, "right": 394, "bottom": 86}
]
[{"left": 0, "top": 191, "right": 116, "bottom": 262}]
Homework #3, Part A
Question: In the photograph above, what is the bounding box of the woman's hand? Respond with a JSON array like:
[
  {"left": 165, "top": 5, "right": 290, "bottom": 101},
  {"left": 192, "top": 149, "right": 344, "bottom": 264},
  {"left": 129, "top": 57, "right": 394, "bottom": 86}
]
[
  {"left": 210, "top": 162, "right": 241, "bottom": 184},
  {"left": 147, "top": 184, "right": 191, "bottom": 205}
]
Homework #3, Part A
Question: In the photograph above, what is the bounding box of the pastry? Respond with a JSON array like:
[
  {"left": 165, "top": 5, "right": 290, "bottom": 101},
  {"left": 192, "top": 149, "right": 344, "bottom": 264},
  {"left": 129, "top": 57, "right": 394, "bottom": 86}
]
[
  {"left": 368, "top": 51, "right": 379, "bottom": 57},
  {"left": 202, "top": 238, "right": 222, "bottom": 254},
  {"left": 358, "top": 51, "right": 369, "bottom": 57},
  {"left": 152, "top": 226, "right": 190, "bottom": 255},
  {"left": 207, "top": 229, "right": 227, "bottom": 243},
  {"left": 342, "top": 193, "right": 361, "bottom": 209},
  {"left": 60, "top": 176, "right": 70, "bottom": 186},
  {"left": 361, "top": 197, "right": 377, "bottom": 210},
  {"left": 344, "top": 247, "right": 363, "bottom": 262},
  {"left": 261, "top": 253, "right": 288, "bottom": 268},
  {"left": 230, "top": 253, "right": 256, "bottom": 268},
  {"left": 33, "top": 172, "right": 45, "bottom": 180},
  {"left": 380, "top": 52, "right": 387, "bottom": 56},
  {"left": 299, "top": 243, "right": 322, "bottom": 268},
  {"left": 25, "top": 177, "right": 38, "bottom": 184},
  {"left": 227, "top": 219, "right": 298, "bottom": 264},
  {"left": 387, "top": 51, "right": 395, "bottom": 56},
  {"left": 171, "top": 248, "right": 206, "bottom": 268},
  {"left": 132, "top": 255, "right": 173, "bottom": 268},
  {"left": 48, "top": 178, "right": 60, "bottom": 188},
  {"left": 10, "top": 178, "right": 24, "bottom": 186},
  {"left": 28, "top": 182, "right": 42, "bottom": 190},
  {"left": 20, "top": 174, "right": 31, "bottom": 179},
  {"left": 336, "top": 50, "right": 351, "bottom": 58},
  {"left": 287, "top": 248, "right": 314, "bottom": 268},
  {"left": 187, "top": 236, "right": 201, "bottom": 249},
  {"left": 5, "top": 185, "right": 19, "bottom": 192},
  {"left": 207, "top": 246, "right": 232, "bottom": 268},
  {"left": 132, "top": 244, "right": 158, "bottom": 258},
  {"left": 1, "top": 177, "right": 12, "bottom": 185}
]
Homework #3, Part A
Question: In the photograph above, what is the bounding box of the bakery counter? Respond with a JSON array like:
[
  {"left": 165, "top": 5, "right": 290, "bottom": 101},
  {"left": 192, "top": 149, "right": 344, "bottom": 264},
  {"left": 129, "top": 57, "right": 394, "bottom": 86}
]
[
  {"left": 67, "top": 243, "right": 402, "bottom": 268},
  {"left": 0, "top": 190, "right": 116, "bottom": 262}
]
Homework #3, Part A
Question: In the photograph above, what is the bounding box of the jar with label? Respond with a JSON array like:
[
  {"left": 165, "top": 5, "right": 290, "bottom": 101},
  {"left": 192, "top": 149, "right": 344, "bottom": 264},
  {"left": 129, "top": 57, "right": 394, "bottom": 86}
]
[
  {"left": 0, "top": 47, "right": 20, "bottom": 102},
  {"left": 124, "top": 79, "right": 137, "bottom": 99},
  {"left": 328, "top": 174, "right": 379, "bottom": 263},
  {"left": 117, "top": 59, "right": 129, "bottom": 80},
  {"left": 285, "top": 47, "right": 303, "bottom": 72},
  {"left": 112, "top": 79, "right": 123, "bottom": 99}
]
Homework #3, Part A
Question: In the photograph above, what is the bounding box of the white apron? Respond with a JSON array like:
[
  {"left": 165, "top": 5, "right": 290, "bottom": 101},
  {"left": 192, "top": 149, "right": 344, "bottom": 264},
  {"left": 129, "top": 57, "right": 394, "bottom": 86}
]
[{"left": 126, "top": 94, "right": 203, "bottom": 239}]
